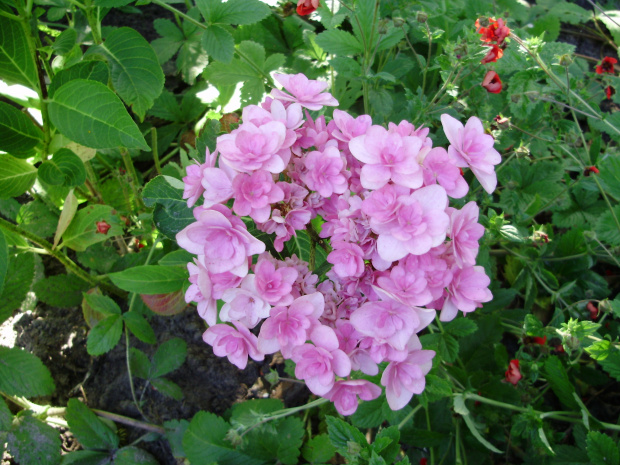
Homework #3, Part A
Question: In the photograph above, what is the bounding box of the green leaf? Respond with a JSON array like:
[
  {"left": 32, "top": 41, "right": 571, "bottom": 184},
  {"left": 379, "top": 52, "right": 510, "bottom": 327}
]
[
  {"left": 83, "top": 293, "right": 122, "bottom": 316},
  {"left": 0, "top": 397, "right": 12, "bottom": 431},
  {"left": 325, "top": 416, "right": 369, "bottom": 458},
  {"left": 17, "top": 200, "right": 59, "bottom": 237},
  {"left": 230, "top": 398, "right": 284, "bottom": 428},
  {"left": 183, "top": 411, "right": 266, "bottom": 465},
  {"left": 158, "top": 250, "right": 194, "bottom": 267},
  {"left": 59, "top": 450, "right": 112, "bottom": 464},
  {"left": 52, "top": 28, "right": 77, "bottom": 55},
  {"left": 142, "top": 175, "right": 195, "bottom": 239},
  {"left": 66, "top": 399, "right": 119, "bottom": 450},
  {"left": 0, "top": 16, "right": 38, "bottom": 89},
  {"left": 203, "top": 58, "right": 258, "bottom": 87},
  {"left": 275, "top": 417, "right": 304, "bottom": 465},
  {"left": 164, "top": 419, "right": 189, "bottom": 458},
  {"left": 0, "top": 101, "right": 42, "bottom": 157},
  {"left": 599, "top": 155, "right": 620, "bottom": 202},
  {"left": 202, "top": 25, "right": 234, "bottom": 63},
  {"left": 48, "top": 79, "right": 149, "bottom": 151},
  {"left": 88, "top": 28, "right": 164, "bottom": 121},
  {"left": 314, "top": 29, "right": 363, "bottom": 55},
  {"left": 152, "top": 19, "right": 184, "bottom": 64},
  {"left": 54, "top": 189, "right": 78, "bottom": 248},
  {"left": 7, "top": 413, "right": 61, "bottom": 465},
  {"left": 150, "top": 337, "right": 187, "bottom": 378},
  {"left": 114, "top": 446, "right": 160, "bottom": 465},
  {"left": 586, "top": 431, "right": 620, "bottom": 465},
  {"left": 87, "top": 314, "right": 123, "bottom": 356},
  {"left": 61, "top": 204, "right": 123, "bottom": 251},
  {"left": 0, "top": 346, "right": 55, "bottom": 397},
  {"left": 444, "top": 318, "right": 478, "bottom": 337},
  {"left": 595, "top": 205, "right": 620, "bottom": 246},
  {"left": 199, "top": 0, "right": 271, "bottom": 25},
  {"left": 123, "top": 311, "right": 156, "bottom": 344},
  {"left": 0, "top": 153, "right": 37, "bottom": 198},
  {"left": 350, "top": 397, "right": 385, "bottom": 429},
  {"left": 0, "top": 252, "right": 34, "bottom": 324},
  {"left": 301, "top": 434, "right": 336, "bottom": 464},
  {"left": 95, "top": 0, "right": 133, "bottom": 7},
  {"left": 33, "top": 274, "right": 90, "bottom": 308},
  {"left": 0, "top": 228, "right": 7, "bottom": 296},
  {"left": 108, "top": 265, "right": 188, "bottom": 295},
  {"left": 151, "top": 377, "right": 183, "bottom": 400},
  {"left": 597, "top": 10, "right": 620, "bottom": 46},
  {"left": 48, "top": 61, "right": 109, "bottom": 99},
  {"left": 544, "top": 356, "right": 578, "bottom": 409},
  {"left": 38, "top": 149, "right": 86, "bottom": 187},
  {"left": 129, "top": 348, "right": 151, "bottom": 379}
]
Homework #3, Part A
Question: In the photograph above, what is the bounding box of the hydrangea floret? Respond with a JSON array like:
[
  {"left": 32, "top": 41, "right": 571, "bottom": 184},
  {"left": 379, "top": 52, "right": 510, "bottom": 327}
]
[{"left": 177, "top": 73, "right": 496, "bottom": 415}]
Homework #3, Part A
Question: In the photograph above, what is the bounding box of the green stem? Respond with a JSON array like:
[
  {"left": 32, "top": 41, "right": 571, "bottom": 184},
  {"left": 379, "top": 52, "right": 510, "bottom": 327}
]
[
  {"left": 144, "top": 147, "right": 180, "bottom": 178},
  {"left": 425, "top": 405, "right": 436, "bottom": 465},
  {"left": 0, "top": 217, "right": 126, "bottom": 298},
  {"left": 151, "top": 127, "right": 161, "bottom": 176},
  {"left": 400, "top": 25, "right": 424, "bottom": 70},
  {"left": 397, "top": 403, "right": 423, "bottom": 430},
  {"left": 422, "top": 22, "right": 432, "bottom": 93},
  {"left": 120, "top": 149, "right": 146, "bottom": 211}
]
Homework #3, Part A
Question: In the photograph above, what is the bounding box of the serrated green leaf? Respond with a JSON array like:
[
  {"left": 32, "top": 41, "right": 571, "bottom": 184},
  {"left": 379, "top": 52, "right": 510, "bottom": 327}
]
[
  {"left": 164, "top": 419, "right": 189, "bottom": 459},
  {"left": 61, "top": 204, "right": 123, "bottom": 251},
  {"left": 587, "top": 431, "right": 620, "bottom": 465},
  {"left": 0, "top": 252, "right": 34, "bottom": 324},
  {"left": 599, "top": 155, "right": 620, "bottom": 202},
  {"left": 129, "top": 348, "right": 151, "bottom": 380},
  {"left": 200, "top": 0, "right": 271, "bottom": 25},
  {"left": 59, "top": 450, "right": 112, "bottom": 464},
  {"left": 204, "top": 58, "right": 259, "bottom": 86},
  {"left": 0, "top": 228, "right": 6, "bottom": 297},
  {"left": 114, "top": 446, "right": 159, "bottom": 465},
  {"left": 326, "top": 416, "right": 368, "bottom": 458},
  {"left": 0, "top": 101, "right": 42, "bottom": 157},
  {"left": 143, "top": 175, "right": 195, "bottom": 239},
  {"left": 444, "top": 318, "right": 478, "bottom": 337},
  {"left": 7, "top": 413, "right": 60, "bottom": 465},
  {"left": 202, "top": 24, "right": 234, "bottom": 63},
  {"left": 87, "top": 28, "right": 164, "bottom": 121},
  {"left": 595, "top": 205, "right": 620, "bottom": 246},
  {"left": 0, "top": 346, "right": 55, "bottom": 397},
  {"left": 151, "top": 337, "right": 187, "bottom": 378},
  {"left": 275, "top": 417, "right": 304, "bottom": 465},
  {"left": 0, "top": 154, "right": 37, "bottom": 198},
  {"left": 151, "top": 377, "right": 183, "bottom": 400},
  {"left": 108, "top": 265, "right": 188, "bottom": 295},
  {"left": 38, "top": 149, "right": 86, "bottom": 187},
  {"left": 52, "top": 28, "right": 77, "bottom": 55},
  {"left": 48, "top": 61, "right": 109, "bottom": 99},
  {"left": 545, "top": 355, "right": 578, "bottom": 409},
  {"left": 66, "top": 399, "right": 119, "bottom": 450},
  {"left": 83, "top": 293, "right": 121, "bottom": 316},
  {"left": 597, "top": 10, "right": 620, "bottom": 46},
  {"left": 87, "top": 314, "right": 123, "bottom": 355},
  {"left": 33, "top": 274, "right": 90, "bottom": 308},
  {"left": 123, "top": 311, "right": 156, "bottom": 344},
  {"left": 17, "top": 200, "right": 58, "bottom": 238},
  {"left": 0, "top": 16, "right": 39, "bottom": 89},
  {"left": 230, "top": 399, "right": 284, "bottom": 428},
  {"left": 350, "top": 397, "right": 385, "bottom": 429},
  {"left": 0, "top": 397, "right": 12, "bottom": 431},
  {"left": 302, "top": 434, "right": 336, "bottom": 464},
  {"left": 49, "top": 79, "right": 149, "bottom": 151},
  {"left": 183, "top": 411, "right": 265, "bottom": 465},
  {"left": 315, "top": 29, "right": 363, "bottom": 55}
]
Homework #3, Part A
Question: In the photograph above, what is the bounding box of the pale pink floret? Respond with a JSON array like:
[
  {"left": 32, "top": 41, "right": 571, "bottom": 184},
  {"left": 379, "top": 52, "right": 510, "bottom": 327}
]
[
  {"left": 361, "top": 184, "right": 411, "bottom": 235},
  {"left": 441, "top": 265, "right": 493, "bottom": 322},
  {"left": 375, "top": 264, "right": 432, "bottom": 307},
  {"left": 232, "top": 170, "right": 284, "bottom": 223},
  {"left": 440, "top": 114, "right": 501, "bottom": 194},
  {"left": 327, "top": 241, "right": 365, "bottom": 278},
  {"left": 326, "top": 379, "right": 382, "bottom": 416},
  {"left": 182, "top": 163, "right": 206, "bottom": 207},
  {"left": 219, "top": 275, "right": 271, "bottom": 329},
  {"left": 292, "top": 325, "right": 352, "bottom": 396},
  {"left": 186, "top": 260, "right": 218, "bottom": 326},
  {"left": 176, "top": 206, "right": 265, "bottom": 277},
  {"left": 350, "top": 300, "right": 420, "bottom": 351},
  {"left": 258, "top": 293, "right": 324, "bottom": 357},
  {"left": 271, "top": 73, "right": 339, "bottom": 111},
  {"left": 329, "top": 109, "right": 372, "bottom": 144},
  {"left": 201, "top": 167, "right": 234, "bottom": 208},
  {"left": 448, "top": 202, "right": 485, "bottom": 268},
  {"left": 382, "top": 347, "right": 435, "bottom": 410},
  {"left": 349, "top": 125, "right": 424, "bottom": 190},
  {"left": 301, "top": 146, "right": 348, "bottom": 197},
  {"left": 254, "top": 258, "right": 298, "bottom": 306},
  {"left": 203, "top": 321, "right": 264, "bottom": 370},
  {"left": 375, "top": 184, "right": 450, "bottom": 262},
  {"left": 420, "top": 147, "right": 469, "bottom": 198}
]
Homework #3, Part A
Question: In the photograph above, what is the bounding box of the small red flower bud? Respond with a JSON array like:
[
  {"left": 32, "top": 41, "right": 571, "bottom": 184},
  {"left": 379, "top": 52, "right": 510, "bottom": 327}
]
[
  {"left": 504, "top": 359, "right": 522, "bottom": 385},
  {"left": 482, "top": 70, "right": 502, "bottom": 93},
  {"left": 606, "top": 85, "right": 615, "bottom": 100},
  {"left": 532, "top": 335, "right": 547, "bottom": 345},
  {"left": 297, "top": 0, "right": 319, "bottom": 15},
  {"left": 481, "top": 44, "right": 504, "bottom": 64},
  {"left": 420, "top": 459, "right": 428, "bottom": 465},
  {"left": 95, "top": 220, "right": 111, "bottom": 235},
  {"left": 587, "top": 301, "right": 599, "bottom": 320},
  {"left": 584, "top": 166, "right": 600, "bottom": 176}
]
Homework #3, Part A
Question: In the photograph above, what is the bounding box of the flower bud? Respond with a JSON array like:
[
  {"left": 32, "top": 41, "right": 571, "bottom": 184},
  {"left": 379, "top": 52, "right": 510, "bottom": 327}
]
[
  {"left": 393, "top": 16, "right": 405, "bottom": 27},
  {"left": 559, "top": 54, "right": 573, "bottom": 67},
  {"left": 378, "top": 19, "right": 389, "bottom": 35},
  {"left": 417, "top": 11, "right": 428, "bottom": 23},
  {"left": 494, "top": 115, "right": 510, "bottom": 128},
  {"left": 477, "top": 16, "right": 490, "bottom": 28}
]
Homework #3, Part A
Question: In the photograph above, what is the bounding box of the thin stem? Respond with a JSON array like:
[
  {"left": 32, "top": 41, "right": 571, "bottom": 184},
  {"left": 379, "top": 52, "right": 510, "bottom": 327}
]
[
  {"left": 423, "top": 22, "right": 432, "bottom": 93},
  {"left": 565, "top": 66, "right": 590, "bottom": 165},
  {"left": 144, "top": 147, "right": 180, "bottom": 178},
  {"left": 120, "top": 149, "right": 146, "bottom": 210},
  {"left": 151, "top": 128, "right": 162, "bottom": 176},
  {"left": 425, "top": 405, "right": 436, "bottom": 465},
  {"left": 400, "top": 25, "right": 424, "bottom": 70},
  {"left": 397, "top": 403, "right": 423, "bottom": 430},
  {"left": 0, "top": 217, "right": 127, "bottom": 298},
  {"left": 125, "top": 325, "right": 147, "bottom": 420}
]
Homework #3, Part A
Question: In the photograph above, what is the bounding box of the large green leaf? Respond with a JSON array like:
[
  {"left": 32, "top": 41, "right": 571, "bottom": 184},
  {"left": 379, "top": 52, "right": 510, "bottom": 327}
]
[
  {"left": 48, "top": 60, "right": 109, "bottom": 98},
  {"left": 196, "top": 0, "right": 271, "bottom": 25},
  {"left": 586, "top": 431, "right": 620, "bottom": 465},
  {"left": 201, "top": 24, "right": 234, "bottom": 63},
  {"left": 48, "top": 79, "right": 150, "bottom": 150},
  {"left": 87, "top": 314, "right": 123, "bottom": 355},
  {"left": 7, "top": 413, "right": 61, "bottom": 465},
  {"left": 0, "top": 252, "right": 34, "bottom": 324},
  {"left": 142, "top": 175, "right": 195, "bottom": 240},
  {"left": 89, "top": 28, "right": 164, "bottom": 121},
  {"left": 315, "top": 29, "right": 363, "bottom": 55},
  {"left": 152, "top": 19, "right": 184, "bottom": 64},
  {"left": 0, "top": 16, "right": 38, "bottom": 89},
  {"left": 0, "top": 154, "right": 37, "bottom": 198},
  {"left": 33, "top": 274, "right": 90, "bottom": 308},
  {"left": 61, "top": 204, "right": 123, "bottom": 251},
  {"left": 544, "top": 356, "right": 578, "bottom": 409},
  {"left": 0, "top": 101, "right": 42, "bottom": 157},
  {"left": 37, "top": 148, "right": 86, "bottom": 187},
  {"left": 0, "top": 346, "right": 55, "bottom": 397},
  {"left": 65, "top": 399, "right": 119, "bottom": 450},
  {"left": 123, "top": 311, "right": 156, "bottom": 344},
  {"left": 599, "top": 155, "right": 620, "bottom": 202},
  {"left": 108, "top": 265, "right": 188, "bottom": 294}
]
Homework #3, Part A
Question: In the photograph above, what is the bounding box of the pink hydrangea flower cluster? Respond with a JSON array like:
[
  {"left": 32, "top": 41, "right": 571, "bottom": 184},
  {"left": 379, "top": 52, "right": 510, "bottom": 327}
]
[{"left": 178, "top": 73, "right": 496, "bottom": 415}]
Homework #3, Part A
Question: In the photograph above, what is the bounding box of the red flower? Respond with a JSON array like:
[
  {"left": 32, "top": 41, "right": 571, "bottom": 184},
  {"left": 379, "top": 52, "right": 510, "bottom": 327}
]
[
  {"left": 584, "top": 166, "right": 600, "bottom": 176},
  {"left": 504, "top": 359, "right": 522, "bottom": 385},
  {"left": 95, "top": 220, "right": 111, "bottom": 235},
  {"left": 532, "top": 336, "right": 547, "bottom": 345},
  {"left": 482, "top": 70, "right": 502, "bottom": 93},
  {"left": 587, "top": 301, "right": 599, "bottom": 320},
  {"left": 297, "top": 0, "right": 319, "bottom": 15},
  {"left": 596, "top": 56, "right": 617, "bottom": 74},
  {"left": 420, "top": 459, "right": 428, "bottom": 465},
  {"left": 476, "top": 17, "right": 510, "bottom": 45},
  {"left": 481, "top": 44, "right": 504, "bottom": 64},
  {"left": 606, "top": 85, "right": 615, "bottom": 100}
]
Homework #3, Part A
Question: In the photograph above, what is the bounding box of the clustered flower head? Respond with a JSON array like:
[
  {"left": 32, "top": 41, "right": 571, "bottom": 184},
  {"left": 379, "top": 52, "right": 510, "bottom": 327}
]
[
  {"left": 476, "top": 17, "right": 510, "bottom": 93},
  {"left": 177, "top": 73, "right": 496, "bottom": 415}
]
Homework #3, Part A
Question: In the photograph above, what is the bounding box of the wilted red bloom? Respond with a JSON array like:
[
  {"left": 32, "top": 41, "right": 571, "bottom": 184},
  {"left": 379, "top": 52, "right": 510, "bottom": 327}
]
[
  {"left": 482, "top": 70, "right": 502, "bottom": 93},
  {"left": 587, "top": 301, "right": 599, "bottom": 320},
  {"left": 219, "top": 112, "right": 240, "bottom": 133},
  {"left": 476, "top": 17, "right": 510, "bottom": 45},
  {"left": 606, "top": 85, "right": 615, "bottom": 99},
  {"left": 532, "top": 336, "right": 547, "bottom": 345},
  {"left": 481, "top": 44, "right": 504, "bottom": 64},
  {"left": 95, "top": 220, "right": 111, "bottom": 235},
  {"left": 584, "top": 165, "right": 600, "bottom": 176},
  {"left": 554, "top": 344, "right": 565, "bottom": 354},
  {"left": 297, "top": 0, "right": 319, "bottom": 15},
  {"left": 596, "top": 56, "right": 617, "bottom": 74},
  {"left": 420, "top": 459, "right": 428, "bottom": 465},
  {"left": 505, "top": 359, "right": 522, "bottom": 385}
]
